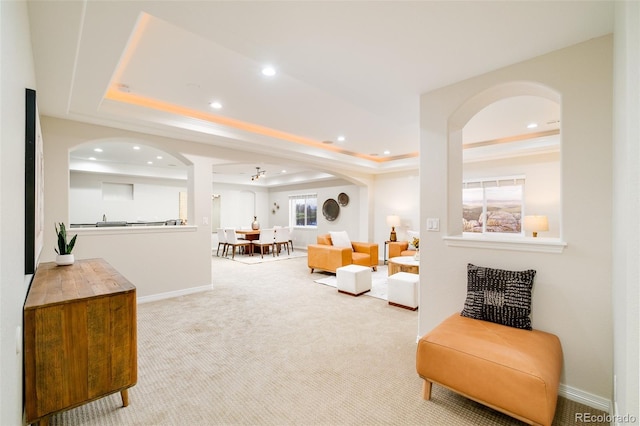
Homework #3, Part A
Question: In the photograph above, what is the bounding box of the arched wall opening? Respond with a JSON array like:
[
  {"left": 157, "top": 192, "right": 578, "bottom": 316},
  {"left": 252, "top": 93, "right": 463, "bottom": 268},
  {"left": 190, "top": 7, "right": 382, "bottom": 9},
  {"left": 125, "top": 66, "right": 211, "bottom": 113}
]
[
  {"left": 68, "top": 138, "right": 193, "bottom": 227},
  {"left": 447, "top": 81, "right": 562, "bottom": 241}
]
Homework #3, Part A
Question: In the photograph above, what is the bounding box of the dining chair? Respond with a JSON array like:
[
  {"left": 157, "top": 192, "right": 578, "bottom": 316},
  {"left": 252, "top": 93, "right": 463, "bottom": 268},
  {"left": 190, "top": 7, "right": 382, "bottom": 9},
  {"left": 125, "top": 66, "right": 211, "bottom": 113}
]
[
  {"left": 224, "top": 228, "right": 252, "bottom": 259},
  {"left": 215, "top": 228, "right": 228, "bottom": 256},
  {"left": 287, "top": 227, "right": 294, "bottom": 252},
  {"left": 274, "top": 227, "right": 291, "bottom": 256},
  {"left": 252, "top": 228, "right": 275, "bottom": 258}
]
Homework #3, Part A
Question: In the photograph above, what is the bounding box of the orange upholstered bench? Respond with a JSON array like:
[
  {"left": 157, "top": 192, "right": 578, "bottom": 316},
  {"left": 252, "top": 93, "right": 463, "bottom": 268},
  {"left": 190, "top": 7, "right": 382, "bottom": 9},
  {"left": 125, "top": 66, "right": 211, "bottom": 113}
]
[{"left": 416, "top": 313, "right": 563, "bottom": 426}]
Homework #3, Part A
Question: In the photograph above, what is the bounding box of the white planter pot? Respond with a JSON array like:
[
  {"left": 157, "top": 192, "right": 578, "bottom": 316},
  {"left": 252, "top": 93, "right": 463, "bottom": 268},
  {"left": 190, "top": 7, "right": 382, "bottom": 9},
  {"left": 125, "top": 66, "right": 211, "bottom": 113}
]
[{"left": 56, "top": 254, "right": 75, "bottom": 266}]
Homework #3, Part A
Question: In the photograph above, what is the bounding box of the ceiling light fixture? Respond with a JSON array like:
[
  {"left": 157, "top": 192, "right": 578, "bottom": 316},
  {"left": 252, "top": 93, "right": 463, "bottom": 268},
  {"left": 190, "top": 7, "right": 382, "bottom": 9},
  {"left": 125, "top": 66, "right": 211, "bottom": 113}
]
[
  {"left": 251, "top": 166, "right": 266, "bottom": 181},
  {"left": 337, "top": 136, "right": 346, "bottom": 142},
  {"left": 89, "top": 157, "right": 96, "bottom": 161},
  {"left": 133, "top": 146, "right": 140, "bottom": 150},
  {"left": 209, "top": 101, "right": 222, "bottom": 109},
  {"left": 261, "top": 66, "right": 276, "bottom": 77},
  {"left": 93, "top": 148, "right": 103, "bottom": 152},
  {"left": 383, "top": 150, "right": 391, "bottom": 155},
  {"left": 527, "top": 123, "right": 538, "bottom": 129}
]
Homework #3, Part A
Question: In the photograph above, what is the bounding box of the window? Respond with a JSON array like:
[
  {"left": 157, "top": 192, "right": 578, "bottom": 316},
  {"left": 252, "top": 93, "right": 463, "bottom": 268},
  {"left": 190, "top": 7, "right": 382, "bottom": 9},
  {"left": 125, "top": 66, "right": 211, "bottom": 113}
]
[
  {"left": 463, "top": 176, "right": 524, "bottom": 234},
  {"left": 289, "top": 194, "right": 317, "bottom": 227}
]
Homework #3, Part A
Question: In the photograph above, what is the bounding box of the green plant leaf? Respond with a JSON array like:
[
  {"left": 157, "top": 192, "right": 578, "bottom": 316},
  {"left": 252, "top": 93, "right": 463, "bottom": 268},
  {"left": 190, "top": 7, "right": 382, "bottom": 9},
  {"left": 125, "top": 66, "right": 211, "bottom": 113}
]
[
  {"left": 57, "top": 233, "right": 66, "bottom": 254},
  {"left": 55, "top": 222, "right": 77, "bottom": 255},
  {"left": 67, "top": 234, "right": 77, "bottom": 254}
]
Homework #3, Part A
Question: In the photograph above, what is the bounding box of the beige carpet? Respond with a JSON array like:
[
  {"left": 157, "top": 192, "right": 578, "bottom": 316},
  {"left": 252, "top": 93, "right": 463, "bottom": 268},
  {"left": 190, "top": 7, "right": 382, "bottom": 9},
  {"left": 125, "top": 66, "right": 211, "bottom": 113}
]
[
  {"left": 224, "top": 249, "right": 307, "bottom": 265},
  {"left": 314, "top": 265, "right": 389, "bottom": 301},
  {"left": 48, "top": 255, "right": 607, "bottom": 425}
]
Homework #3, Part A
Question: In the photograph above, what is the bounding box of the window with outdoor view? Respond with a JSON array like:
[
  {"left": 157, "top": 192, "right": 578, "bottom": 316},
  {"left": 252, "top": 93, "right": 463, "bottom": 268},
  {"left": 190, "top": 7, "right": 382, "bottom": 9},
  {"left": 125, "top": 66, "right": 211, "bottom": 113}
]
[
  {"left": 463, "top": 176, "right": 524, "bottom": 234},
  {"left": 289, "top": 194, "right": 317, "bottom": 227}
]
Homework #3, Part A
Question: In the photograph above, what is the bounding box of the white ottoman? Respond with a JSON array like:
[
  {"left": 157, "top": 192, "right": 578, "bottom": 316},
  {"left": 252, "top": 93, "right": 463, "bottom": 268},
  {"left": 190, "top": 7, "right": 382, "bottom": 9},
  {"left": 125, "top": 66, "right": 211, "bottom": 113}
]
[
  {"left": 336, "top": 264, "right": 371, "bottom": 296},
  {"left": 387, "top": 272, "right": 419, "bottom": 310}
]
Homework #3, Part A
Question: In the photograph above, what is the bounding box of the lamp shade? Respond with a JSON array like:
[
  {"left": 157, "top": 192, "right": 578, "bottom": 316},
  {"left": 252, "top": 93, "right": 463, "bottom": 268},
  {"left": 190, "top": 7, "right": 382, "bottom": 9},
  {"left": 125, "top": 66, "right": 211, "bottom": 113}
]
[
  {"left": 386, "top": 215, "right": 401, "bottom": 227},
  {"left": 523, "top": 215, "right": 548, "bottom": 237}
]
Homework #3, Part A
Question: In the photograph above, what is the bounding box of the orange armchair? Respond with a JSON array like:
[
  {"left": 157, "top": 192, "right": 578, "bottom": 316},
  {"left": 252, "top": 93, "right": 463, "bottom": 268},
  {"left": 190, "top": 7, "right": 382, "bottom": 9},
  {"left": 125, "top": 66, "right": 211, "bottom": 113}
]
[
  {"left": 388, "top": 241, "right": 416, "bottom": 259},
  {"left": 308, "top": 234, "right": 378, "bottom": 273}
]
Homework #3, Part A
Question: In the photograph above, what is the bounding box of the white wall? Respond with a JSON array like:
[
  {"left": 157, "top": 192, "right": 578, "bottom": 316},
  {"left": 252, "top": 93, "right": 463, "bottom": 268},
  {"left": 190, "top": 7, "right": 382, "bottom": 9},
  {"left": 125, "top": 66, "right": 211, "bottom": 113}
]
[
  {"left": 41, "top": 117, "right": 212, "bottom": 299},
  {"left": 612, "top": 1, "right": 640, "bottom": 420},
  {"left": 212, "top": 180, "right": 370, "bottom": 253},
  {"left": 0, "top": 1, "right": 37, "bottom": 424},
  {"left": 70, "top": 171, "right": 187, "bottom": 224},
  {"left": 372, "top": 170, "right": 420, "bottom": 259},
  {"left": 420, "top": 36, "right": 613, "bottom": 408},
  {"left": 211, "top": 182, "right": 270, "bottom": 231},
  {"left": 266, "top": 180, "right": 362, "bottom": 249}
]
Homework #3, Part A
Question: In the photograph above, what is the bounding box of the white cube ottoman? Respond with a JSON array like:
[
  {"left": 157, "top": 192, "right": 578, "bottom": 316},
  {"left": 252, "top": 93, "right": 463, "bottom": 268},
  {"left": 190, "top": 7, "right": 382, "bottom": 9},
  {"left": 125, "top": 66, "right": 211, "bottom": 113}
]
[
  {"left": 388, "top": 272, "right": 419, "bottom": 310},
  {"left": 336, "top": 264, "right": 371, "bottom": 296}
]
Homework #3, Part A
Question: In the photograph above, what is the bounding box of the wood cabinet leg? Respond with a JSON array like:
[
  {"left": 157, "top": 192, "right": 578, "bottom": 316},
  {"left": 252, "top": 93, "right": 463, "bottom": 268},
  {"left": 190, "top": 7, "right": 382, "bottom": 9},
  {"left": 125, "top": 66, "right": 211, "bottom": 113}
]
[
  {"left": 422, "top": 380, "right": 432, "bottom": 400},
  {"left": 121, "top": 389, "right": 129, "bottom": 407}
]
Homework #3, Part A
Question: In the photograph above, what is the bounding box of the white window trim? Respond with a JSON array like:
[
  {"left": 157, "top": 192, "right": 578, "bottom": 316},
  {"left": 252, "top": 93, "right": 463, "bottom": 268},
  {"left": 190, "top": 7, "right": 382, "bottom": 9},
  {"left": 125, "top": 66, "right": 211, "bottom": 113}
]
[
  {"left": 463, "top": 175, "right": 526, "bottom": 235},
  {"left": 289, "top": 193, "right": 318, "bottom": 228},
  {"left": 443, "top": 234, "right": 566, "bottom": 253}
]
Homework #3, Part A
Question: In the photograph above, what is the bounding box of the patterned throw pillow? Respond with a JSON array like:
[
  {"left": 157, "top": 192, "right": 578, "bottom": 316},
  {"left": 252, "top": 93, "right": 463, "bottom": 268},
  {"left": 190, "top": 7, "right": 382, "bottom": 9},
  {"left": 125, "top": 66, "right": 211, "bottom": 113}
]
[{"left": 461, "top": 263, "right": 536, "bottom": 330}]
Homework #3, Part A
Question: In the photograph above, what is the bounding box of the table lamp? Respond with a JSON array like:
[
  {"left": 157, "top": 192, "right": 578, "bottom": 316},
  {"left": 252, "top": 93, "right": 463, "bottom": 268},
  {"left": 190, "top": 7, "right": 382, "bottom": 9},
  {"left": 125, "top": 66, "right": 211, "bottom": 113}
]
[
  {"left": 386, "top": 215, "right": 401, "bottom": 242},
  {"left": 523, "top": 215, "right": 548, "bottom": 238}
]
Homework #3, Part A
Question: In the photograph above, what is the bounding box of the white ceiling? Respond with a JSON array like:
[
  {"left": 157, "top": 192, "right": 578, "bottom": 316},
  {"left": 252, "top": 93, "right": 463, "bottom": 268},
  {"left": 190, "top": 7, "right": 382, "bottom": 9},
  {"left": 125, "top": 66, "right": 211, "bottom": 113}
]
[{"left": 27, "top": 1, "right": 613, "bottom": 185}]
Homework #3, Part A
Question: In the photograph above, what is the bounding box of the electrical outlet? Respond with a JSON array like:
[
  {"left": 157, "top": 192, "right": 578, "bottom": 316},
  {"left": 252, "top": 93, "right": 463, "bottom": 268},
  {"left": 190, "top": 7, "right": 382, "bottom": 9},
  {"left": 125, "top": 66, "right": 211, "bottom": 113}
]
[
  {"left": 16, "top": 326, "right": 22, "bottom": 355},
  {"left": 203, "top": 217, "right": 209, "bottom": 225}
]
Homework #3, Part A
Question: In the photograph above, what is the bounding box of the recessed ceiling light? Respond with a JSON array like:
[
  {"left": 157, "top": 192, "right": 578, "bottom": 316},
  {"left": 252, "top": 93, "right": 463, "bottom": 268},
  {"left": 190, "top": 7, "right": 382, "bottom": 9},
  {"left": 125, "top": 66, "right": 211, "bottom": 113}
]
[
  {"left": 281, "top": 169, "right": 287, "bottom": 173},
  {"left": 337, "top": 136, "right": 346, "bottom": 142},
  {"left": 261, "top": 66, "right": 276, "bottom": 77},
  {"left": 527, "top": 123, "right": 538, "bottom": 129},
  {"left": 383, "top": 150, "right": 391, "bottom": 155},
  {"left": 147, "top": 161, "right": 153, "bottom": 165},
  {"left": 156, "top": 156, "right": 163, "bottom": 160},
  {"left": 133, "top": 146, "right": 140, "bottom": 150},
  {"left": 322, "top": 140, "right": 334, "bottom": 145},
  {"left": 93, "top": 148, "right": 103, "bottom": 153},
  {"left": 209, "top": 101, "right": 222, "bottom": 109},
  {"left": 89, "top": 157, "right": 96, "bottom": 161}
]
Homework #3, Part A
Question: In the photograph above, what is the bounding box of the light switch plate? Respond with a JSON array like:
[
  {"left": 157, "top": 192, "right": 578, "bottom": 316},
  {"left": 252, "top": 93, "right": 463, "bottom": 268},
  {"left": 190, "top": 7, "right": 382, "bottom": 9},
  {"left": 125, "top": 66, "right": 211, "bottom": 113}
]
[{"left": 427, "top": 218, "right": 440, "bottom": 231}]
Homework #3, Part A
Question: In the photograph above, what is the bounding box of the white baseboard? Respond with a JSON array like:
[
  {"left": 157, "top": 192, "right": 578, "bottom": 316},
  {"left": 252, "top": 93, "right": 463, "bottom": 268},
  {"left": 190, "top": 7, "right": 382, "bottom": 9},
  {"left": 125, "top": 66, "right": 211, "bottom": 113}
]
[
  {"left": 559, "top": 383, "right": 611, "bottom": 412},
  {"left": 137, "top": 284, "right": 212, "bottom": 304}
]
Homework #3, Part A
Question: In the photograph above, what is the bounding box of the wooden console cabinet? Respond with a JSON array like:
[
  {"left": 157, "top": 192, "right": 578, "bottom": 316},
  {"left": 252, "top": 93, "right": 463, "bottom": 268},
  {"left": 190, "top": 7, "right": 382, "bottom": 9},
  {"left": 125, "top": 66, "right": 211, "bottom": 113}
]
[{"left": 24, "top": 258, "right": 137, "bottom": 425}]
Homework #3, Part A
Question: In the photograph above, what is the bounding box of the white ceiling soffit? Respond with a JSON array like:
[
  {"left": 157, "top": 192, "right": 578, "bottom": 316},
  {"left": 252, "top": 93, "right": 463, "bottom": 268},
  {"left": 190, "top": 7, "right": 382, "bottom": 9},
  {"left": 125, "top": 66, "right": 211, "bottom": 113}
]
[{"left": 28, "top": 1, "right": 613, "bottom": 178}]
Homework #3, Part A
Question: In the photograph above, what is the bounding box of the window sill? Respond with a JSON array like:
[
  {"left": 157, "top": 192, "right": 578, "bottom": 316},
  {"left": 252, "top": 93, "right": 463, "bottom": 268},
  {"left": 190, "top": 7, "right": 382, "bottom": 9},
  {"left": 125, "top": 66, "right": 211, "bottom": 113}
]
[
  {"left": 443, "top": 234, "right": 567, "bottom": 253},
  {"left": 72, "top": 225, "right": 197, "bottom": 236}
]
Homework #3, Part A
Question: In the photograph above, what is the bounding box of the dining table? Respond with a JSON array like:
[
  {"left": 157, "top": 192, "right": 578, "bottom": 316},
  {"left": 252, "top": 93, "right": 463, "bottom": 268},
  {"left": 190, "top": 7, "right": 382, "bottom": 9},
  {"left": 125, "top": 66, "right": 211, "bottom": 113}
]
[{"left": 235, "top": 229, "right": 261, "bottom": 241}]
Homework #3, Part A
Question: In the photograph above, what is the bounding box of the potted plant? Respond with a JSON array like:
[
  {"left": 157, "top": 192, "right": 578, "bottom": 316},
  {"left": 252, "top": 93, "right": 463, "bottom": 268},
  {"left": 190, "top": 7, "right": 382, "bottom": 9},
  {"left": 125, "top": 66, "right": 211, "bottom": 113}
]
[{"left": 55, "top": 222, "right": 77, "bottom": 266}]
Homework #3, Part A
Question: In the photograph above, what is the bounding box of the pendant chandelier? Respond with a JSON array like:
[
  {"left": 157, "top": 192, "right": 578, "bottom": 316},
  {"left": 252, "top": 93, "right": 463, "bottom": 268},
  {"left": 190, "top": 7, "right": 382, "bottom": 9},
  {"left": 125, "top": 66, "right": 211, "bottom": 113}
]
[{"left": 251, "top": 166, "right": 266, "bottom": 181}]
